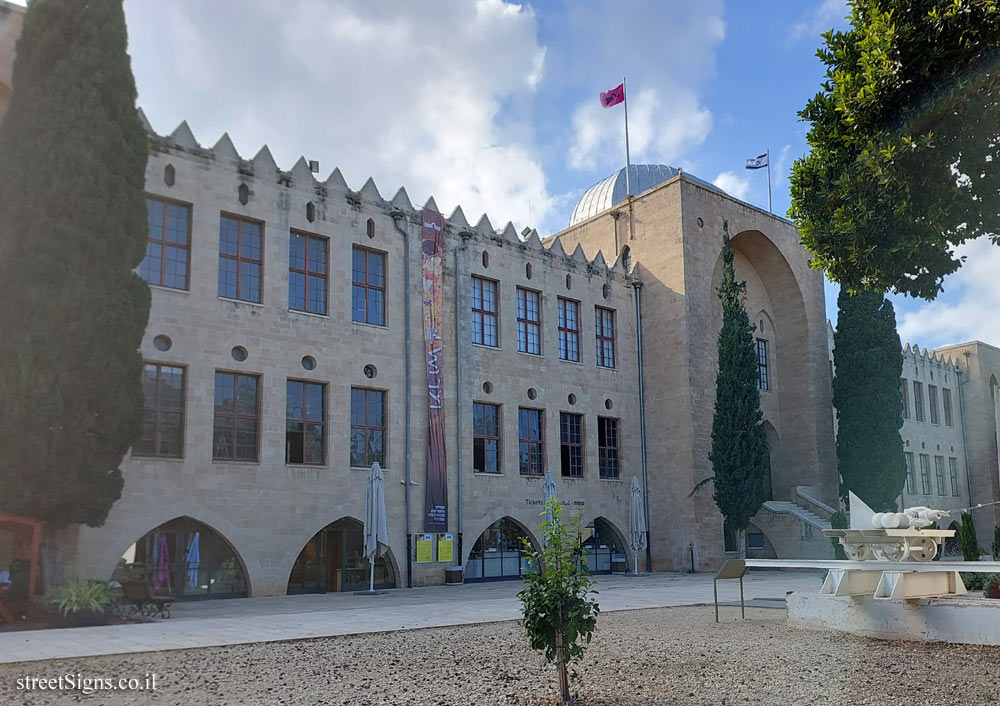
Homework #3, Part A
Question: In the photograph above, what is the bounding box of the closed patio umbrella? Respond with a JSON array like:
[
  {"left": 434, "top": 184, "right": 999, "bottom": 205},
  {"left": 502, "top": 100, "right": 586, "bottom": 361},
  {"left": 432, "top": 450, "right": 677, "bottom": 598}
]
[
  {"left": 185, "top": 532, "right": 200, "bottom": 588},
  {"left": 629, "top": 476, "right": 647, "bottom": 575},
  {"left": 362, "top": 462, "right": 390, "bottom": 594},
  {"left": 543, "top": 469, "right": 557, "bottom": 526}
]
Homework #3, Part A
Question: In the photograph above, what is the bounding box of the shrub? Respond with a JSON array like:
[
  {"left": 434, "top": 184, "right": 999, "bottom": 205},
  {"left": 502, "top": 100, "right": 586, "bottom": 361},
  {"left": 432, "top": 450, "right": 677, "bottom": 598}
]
[
  {"left": 993, "top": 525, "right": 1000, "bottom": 561},
  {"left": 49, "top": 579, "right": 114, "bottom": 616},
  {"left": 829, "top": 510, "right": 848, "bottom": 560},
  {"left": 960, "top": 512, "right": 979, "bottom": 562},
  {"left": 986, "top": 576, "right": 1000, "bottom": 600},
  {"left": 519, "top": 498, "right": 600, "bottom": 705}
]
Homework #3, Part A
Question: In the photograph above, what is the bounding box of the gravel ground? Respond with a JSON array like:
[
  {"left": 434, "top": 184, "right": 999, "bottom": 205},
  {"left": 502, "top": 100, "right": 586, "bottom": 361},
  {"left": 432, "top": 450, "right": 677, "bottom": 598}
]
[{"left": 1, "top": 606, "right": 998, "bottom": 706}]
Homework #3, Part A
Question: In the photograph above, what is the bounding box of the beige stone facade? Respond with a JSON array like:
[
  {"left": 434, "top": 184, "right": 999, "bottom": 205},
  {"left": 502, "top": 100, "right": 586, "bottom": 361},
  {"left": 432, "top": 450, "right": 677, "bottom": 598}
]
[{"left": 0, "top": 1, "right": 24, "bottom": 127}]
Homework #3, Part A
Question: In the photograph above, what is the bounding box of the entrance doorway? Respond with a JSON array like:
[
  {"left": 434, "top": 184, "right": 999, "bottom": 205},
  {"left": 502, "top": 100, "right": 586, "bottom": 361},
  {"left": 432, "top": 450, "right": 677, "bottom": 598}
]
[
  {"left": 287, "top": 518, "right": 396, "bottom": 594},
  {"left": 581, "top": 518, "right": 628, "bottom": 574},
  {"left": 465, "top": 518, "right": 537, "bottom": 582}
]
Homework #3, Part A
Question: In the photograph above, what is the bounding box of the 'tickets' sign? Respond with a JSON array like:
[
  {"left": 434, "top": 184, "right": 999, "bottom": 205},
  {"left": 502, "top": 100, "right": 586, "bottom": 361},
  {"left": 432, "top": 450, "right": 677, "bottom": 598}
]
[{"left": 421, "top": 208, "right": 448, "bottom": 532}]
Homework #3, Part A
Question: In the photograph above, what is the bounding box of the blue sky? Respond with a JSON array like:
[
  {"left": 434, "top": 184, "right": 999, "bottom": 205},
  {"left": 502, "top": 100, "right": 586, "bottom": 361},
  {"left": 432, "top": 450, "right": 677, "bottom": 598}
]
[{"left": 13, "top": 0, "right": 996, "bottom": 348}]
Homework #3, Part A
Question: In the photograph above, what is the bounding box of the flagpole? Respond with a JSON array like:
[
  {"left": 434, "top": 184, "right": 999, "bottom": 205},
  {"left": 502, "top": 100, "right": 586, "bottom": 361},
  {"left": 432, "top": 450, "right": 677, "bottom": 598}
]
[
  {"left": 623, "top": 76, "right": 631, "bottom": 197},
  {"left": 766, "top": 148, "right": 772, "bottom": 213}
]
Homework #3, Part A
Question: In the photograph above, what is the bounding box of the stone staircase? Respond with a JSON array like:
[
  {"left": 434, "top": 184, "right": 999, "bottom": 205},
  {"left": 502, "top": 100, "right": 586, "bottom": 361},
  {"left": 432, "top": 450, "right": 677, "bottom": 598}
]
[{"left": 762, "top": 501, "right": 832, "bottom": 530}]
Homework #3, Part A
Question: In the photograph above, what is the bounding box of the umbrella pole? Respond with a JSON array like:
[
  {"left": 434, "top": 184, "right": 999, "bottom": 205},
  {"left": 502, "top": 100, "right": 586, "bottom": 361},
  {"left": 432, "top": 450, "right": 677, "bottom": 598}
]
[
  {"left": 369, "top": 556, "right": 375, "bottom": 593},
  {"left": 633, "top": 548, "right": 638, "bottom": 575}
]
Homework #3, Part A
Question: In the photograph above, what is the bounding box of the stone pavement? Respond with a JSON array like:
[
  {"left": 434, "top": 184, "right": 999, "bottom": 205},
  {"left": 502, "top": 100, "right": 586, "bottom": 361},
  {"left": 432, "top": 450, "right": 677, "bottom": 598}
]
[{"left": 0, "top": 570, "right": 822, "bottom": 664}]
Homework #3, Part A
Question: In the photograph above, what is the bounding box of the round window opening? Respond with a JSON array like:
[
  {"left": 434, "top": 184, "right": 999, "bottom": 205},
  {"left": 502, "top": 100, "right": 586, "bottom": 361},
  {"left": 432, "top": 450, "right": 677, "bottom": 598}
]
[
  {"left": 301, "top": 355, "right": 316, "bottom": 371},
  {"left": 604, "top": 398, "right": 613, "bottom": 410},
  {"left": 364, "top": 364, "right": 377, "bottom": 379},
  {"left": 568, "top": 393, "right": 577, "bottom": 406},
  {"left": 231, "top": 346, "right": 248, "bottom": 362},
  {"left": 602, "top": 283, "right": 610, "bottom": 300},
  {"left": 527, "top": 387, "right": 537, "bottom": 400},
  {"left": 696, "top": 217, "right": 704, "bottom": 228},
  {"left": 483, "top": 381, "right": 493, "bottom": 394},
  {"left": 153, "top": 335, "right": 172, "bottom": 352}
]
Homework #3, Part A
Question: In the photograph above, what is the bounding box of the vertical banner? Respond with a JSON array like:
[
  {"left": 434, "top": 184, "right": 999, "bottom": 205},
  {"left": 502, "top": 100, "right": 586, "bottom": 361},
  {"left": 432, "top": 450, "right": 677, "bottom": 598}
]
[{"left": 421, "top": 208, "right": 448, "bottom": 532}]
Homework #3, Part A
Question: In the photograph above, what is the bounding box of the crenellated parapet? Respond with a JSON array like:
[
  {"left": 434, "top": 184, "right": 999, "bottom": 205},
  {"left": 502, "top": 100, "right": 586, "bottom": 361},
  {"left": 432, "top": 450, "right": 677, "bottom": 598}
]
[
  {"left": 902, "top": 342, "right": 963, "bottom": 373},
  {"left": 142, "top": 113, "right": 632, "bottom": 283}
]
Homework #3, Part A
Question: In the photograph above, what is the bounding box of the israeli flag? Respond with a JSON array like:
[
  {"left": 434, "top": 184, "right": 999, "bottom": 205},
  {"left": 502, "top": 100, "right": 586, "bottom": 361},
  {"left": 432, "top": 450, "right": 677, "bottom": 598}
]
[{"left": 745, "top": 152, "right": 768, "bottom": 170}]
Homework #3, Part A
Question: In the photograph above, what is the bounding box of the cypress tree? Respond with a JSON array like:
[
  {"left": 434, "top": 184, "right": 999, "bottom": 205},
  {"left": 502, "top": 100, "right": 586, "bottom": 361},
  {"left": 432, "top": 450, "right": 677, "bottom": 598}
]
[
  {"left": 959, "top": 513, "right": 979, "bottom": 562},
  {"left": 992, "top": 525, "right": 1000, "bottom": 561},
  {"left": 832, "top": 289, "right": 904, "bottom": 512},
  {"left": 701, "top": 221, "right": 769, "bottom": 557},
  {"left": 0, "top": 0, "right": 150, "bottom": 527}
]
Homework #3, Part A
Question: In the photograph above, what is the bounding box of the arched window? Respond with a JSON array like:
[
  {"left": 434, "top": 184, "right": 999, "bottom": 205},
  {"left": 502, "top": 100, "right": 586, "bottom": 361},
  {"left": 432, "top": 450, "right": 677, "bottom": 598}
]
[
  {"left": 465, "top": 518, "right": 537, "bottom": 582},
  {"left": 288, "top": 518, "right": 396, "bottom": 594},
  {"left": 164, "top": 164, "right": 175, "bottom": 187},
  {"left": 238, "top": 183, "right": 250, "bottom": 206},
  {"left": 366, "top": 218, "right": 375, "bottom": 239},
  {"left": 620, "top": 246, "right": 632, "bottom": 272}
]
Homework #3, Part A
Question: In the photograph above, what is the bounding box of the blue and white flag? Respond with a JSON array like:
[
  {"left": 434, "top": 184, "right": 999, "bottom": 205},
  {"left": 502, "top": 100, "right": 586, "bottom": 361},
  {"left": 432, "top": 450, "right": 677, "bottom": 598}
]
[{"left": 745, "top": 152, "right": 768, "bottom": 170}]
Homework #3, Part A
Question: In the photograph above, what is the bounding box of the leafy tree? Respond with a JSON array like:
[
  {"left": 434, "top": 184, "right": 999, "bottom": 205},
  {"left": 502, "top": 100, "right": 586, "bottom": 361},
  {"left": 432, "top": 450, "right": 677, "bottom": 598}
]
[
  {"left": 832, "top": 289, "right": 905, "bottom": 511},
  {"left": 992, "top": 525, "right": 1000, "bottom": 561},
  {"left": 829, "top": 510, "right": 848, "bottom": 560},
  {"left": 959, "top": 512, "right": 979, "bottom": 562},
  {"left": 789, "top": 0, "right": 1000, "bottom": 299},
  {"left": 518, "top": 499, "right": 600, "bottom": 705},
  {"left": 696, "top": 221, "right": 769, "bottom": 558},
  {"left": 0, "top": 0, "right": 150, "bottom": 526}
]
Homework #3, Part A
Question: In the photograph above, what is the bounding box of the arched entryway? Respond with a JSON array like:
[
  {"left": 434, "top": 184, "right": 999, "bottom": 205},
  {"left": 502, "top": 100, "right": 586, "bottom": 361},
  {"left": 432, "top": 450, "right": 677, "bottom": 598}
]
[
  {"left": 580, "top": 517, "right": 628, "bottom": 574},
  {"left": 465, "top": 517, "right": 539, "bottom": 582},
  {"left": 112, "top": 517, "right": 248, "bottom": 600},
  {"left": 287, "top": 518, "right": 396, "bottom": 594}
]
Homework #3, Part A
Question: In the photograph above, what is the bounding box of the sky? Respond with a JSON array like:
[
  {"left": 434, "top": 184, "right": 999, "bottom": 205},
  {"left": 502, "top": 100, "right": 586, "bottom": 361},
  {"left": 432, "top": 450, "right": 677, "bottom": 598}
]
[{"left": 11, "top": 0, "right": 998, "bottom": 349}]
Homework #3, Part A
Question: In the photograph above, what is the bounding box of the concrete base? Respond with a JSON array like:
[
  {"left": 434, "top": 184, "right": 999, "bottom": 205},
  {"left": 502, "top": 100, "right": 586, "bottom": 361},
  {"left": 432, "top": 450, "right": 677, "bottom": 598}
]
[{"left": 788, "top": 591, "right": 1000, "bottom": 645}]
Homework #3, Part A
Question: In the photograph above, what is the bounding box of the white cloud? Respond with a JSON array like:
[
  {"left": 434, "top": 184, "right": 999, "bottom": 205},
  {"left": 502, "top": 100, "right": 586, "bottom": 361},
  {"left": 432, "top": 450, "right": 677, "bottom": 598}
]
[
  {"left": 125, "top": 0, "right": 552, "bottom": 231},
  {"left": 558, "top": 1, "right": 724, "bottom": 174},
  {"left": 712, "top": 171, "right": 750, "bottom": 201},
  {"left": 790, "top": 0, "right": 849, "bottom": 43},
  {"left": 897, "top": 238, "right": 1000, "bottom": 347}
]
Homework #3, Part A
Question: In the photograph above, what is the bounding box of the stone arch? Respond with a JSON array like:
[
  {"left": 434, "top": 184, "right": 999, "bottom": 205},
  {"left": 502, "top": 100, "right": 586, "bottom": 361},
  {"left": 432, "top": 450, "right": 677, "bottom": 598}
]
[
  {"left": 710, "top": 229, "right": 811, "bottom": 501},
  {"left": 285, "top": 515, "right": 400, "bottom": 594},
  {"left": 745, "top": 521, "right": 777, "bottom": 559},
  {"left": 463, "top": 515, "right": 541, "bottom": 582},
  {"left": 109, "top": 515, "right": 251, "bottom": 599},
  {"left": 582, "top": 515, "right": 630, "bottom": 573}
]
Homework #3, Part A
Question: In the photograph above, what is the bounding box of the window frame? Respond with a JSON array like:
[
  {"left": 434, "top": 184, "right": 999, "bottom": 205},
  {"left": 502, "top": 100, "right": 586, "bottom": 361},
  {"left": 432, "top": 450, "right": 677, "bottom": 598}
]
[
  {"left": 141, "top": 195, "right": 192, "bottom": 291},
  {"left": 212, "top": 370, "right": 261, "bottom": 462},
  {"left": 557, "top": 297, "right": 581, "bottom": 362},
  {"left": 913, "top": 381, "right": 925, "bottom": 422},
  {"left": 928, "top": 385, "right": 940, "bottom": 425},
  {"left": 135, "top": 361, "right": 186, "bottom": 459},
  {"left": 949, "top": 457, "right": 960, "bottom": 497},
  {"left": 904, "top": 452, "right": 914, "bottom": 494},
  {"left": 289, "top": 230, "right": 329, "bottom": 315},
  {"left": 595, "top": 306, "right": 616, "bottom": 369},
  {"left": 470, "top": 275, "right": 500, "bottom": 347},
  {"left": 285, "top": 379, "right": 326, "bottom": 466},
  {"left": 598, "top": 416, "right": 620, "bottom": 479},
  {"left": 559, "top": 412, "right": 584, "bottom": 478},
  {"left": 218, "top": 213, "right": 264, "bottom": 303},
  {"left": 943, "top": 387, "right": 954, "bottom": 427},
  {"left": 351, "top": 245, "right": 387, "bottom": 326},
  {"left": 516, "top": 287, "right": 542, "bottom": 355},
  {"left": 472, "top": 401, "right": 502, "bottom": 474},
  {"left": 757, "top": 338, "right": 769, "bottom": 391},
  {"left": 518, "top": 407, "right": 545, "bottom": 476},
  {"left": 919, "top": 453, "right": 931, "bottom": 495},
  {"left": 934, "top": 455, "right": 947, "bottom": 496},
  {"left": 350, "top": 387, "right": 387, "bottom": 468}
]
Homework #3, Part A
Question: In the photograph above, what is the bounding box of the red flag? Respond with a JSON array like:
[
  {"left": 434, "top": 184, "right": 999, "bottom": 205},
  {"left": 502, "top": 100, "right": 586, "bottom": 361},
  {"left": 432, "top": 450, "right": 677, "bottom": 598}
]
[{"left": 600, "top": 83, "right": 625, "bottom": 108}]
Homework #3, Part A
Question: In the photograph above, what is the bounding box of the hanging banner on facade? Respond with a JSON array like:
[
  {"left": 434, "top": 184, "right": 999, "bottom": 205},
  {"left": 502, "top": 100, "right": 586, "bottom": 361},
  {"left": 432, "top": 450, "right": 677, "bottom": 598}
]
[{"left": 421, "top": 208, "right": 448, "bottom": 533}]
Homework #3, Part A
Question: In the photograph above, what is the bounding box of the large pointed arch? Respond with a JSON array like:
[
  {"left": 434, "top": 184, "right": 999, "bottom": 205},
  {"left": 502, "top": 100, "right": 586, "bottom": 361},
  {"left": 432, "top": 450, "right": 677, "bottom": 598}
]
[
  {"left": 286, "top": 516, "right": 399, "bottom": 594},
  {"left": 464, "top": 516, "right": 541, "bottom": 582}
]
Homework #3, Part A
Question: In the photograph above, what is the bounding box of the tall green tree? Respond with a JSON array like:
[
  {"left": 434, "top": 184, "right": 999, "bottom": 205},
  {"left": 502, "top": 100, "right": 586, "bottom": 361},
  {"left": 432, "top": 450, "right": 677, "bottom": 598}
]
[
  {"left": 789, "top": 0, "right": 1000, "bottom": 300},
  {"left": 697, "top": 221, "right": 769, "bottom": 558},
  {"left": 0, "top": 0, "right": 150, "bottom": 527},
  {"left": 959, "top": 512, "right": 979, "bottom": 562},
  {"left": 832, "top": 289, "right": 905, "bottom": 511}
]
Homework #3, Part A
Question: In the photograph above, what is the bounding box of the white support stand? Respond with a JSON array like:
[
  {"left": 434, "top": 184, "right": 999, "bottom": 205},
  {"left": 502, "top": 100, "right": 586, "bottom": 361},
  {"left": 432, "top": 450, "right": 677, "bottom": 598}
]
[
  {"left": 873, "top": 571, "right": 967, "bottom": 601},
  {"left": 820, "top": 569, "right": 883, "bottom": 597}
]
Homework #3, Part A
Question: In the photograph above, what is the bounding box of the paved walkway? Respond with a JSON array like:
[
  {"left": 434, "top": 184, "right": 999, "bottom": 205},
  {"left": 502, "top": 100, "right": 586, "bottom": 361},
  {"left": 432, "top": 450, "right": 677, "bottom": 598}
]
[{"left": 0, "top": 570, "right": 822, "bottom": 664}]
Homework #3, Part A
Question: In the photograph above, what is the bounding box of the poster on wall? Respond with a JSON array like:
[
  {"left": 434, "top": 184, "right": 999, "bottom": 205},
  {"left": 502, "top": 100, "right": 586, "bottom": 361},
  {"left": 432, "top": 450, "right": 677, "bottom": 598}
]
[
  {"left": 437, "top": 533, "right": 454, "bottom": 564},
  {"left": 421, "top": 207, "right": 448, "bottom": 533},
  {"left": 415, "top": 533, "right": 434, "bottom": 563}
]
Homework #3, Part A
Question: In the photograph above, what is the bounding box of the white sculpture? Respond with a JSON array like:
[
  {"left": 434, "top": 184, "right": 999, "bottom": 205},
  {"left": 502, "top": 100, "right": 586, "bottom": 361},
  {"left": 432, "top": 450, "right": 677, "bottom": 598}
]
[
  {"left": 902, "top": 506, "right": 951, "bottom": 530},
  {"left": 831, "top": 492, "right": 956, "bottom": 562}
]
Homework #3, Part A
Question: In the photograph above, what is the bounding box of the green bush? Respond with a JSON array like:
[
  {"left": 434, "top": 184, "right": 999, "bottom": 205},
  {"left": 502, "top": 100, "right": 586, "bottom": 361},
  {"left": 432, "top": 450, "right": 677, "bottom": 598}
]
[
  {"left": 829, "top": 510, "right": 848, "bottom": 560},
  {"left": 49, "top": 579, "right": 114, "bottom": 616},
  {"left": 519, "top": 498, "right": 600, "bottom": 705},
  {"left": 992, "top": 525, "right": 1000, "bottom": 561},
  {"left": 987, "top": 576, "right": 1000, "bottom": 600},
  {"left": 960, "top": 512, "right": 980, "bottom": 561}
]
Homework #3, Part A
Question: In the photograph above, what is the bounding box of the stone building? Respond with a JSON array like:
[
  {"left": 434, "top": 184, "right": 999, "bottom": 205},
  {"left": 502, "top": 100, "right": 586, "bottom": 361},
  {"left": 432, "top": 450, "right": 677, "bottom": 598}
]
[{"left": 0, "top": 1, "right": 24, "bottom": 126}]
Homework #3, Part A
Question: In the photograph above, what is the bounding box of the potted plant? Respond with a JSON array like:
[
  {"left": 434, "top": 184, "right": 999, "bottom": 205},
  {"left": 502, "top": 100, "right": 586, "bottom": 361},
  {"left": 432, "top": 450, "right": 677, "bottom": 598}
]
[{"left": 49, "top": 579, "right": 114, "bottom": 627}]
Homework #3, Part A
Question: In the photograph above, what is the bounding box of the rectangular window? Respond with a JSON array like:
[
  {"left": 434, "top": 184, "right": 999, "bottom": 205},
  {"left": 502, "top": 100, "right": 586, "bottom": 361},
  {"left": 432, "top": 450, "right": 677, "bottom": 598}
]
[
  {"left": 904, "top": 452, "right": 914, "bottom": 494},
  {"left": 350, "top": 388, "right": 386, "bottom": 467},
  {"left": 928, "top": 385, "right": 940, "bottom": 425},
  {"left": 471, "top": 276, "right": 499, "bottom": 347},
  {"left": 516, "top": 288, "right": 541, "bottom": 354},
  {"left": 351, "top": 247, "right": 385, "bottom": 325},
  {"left": 595, "top": 307, "right": 616, "bottom": 368},
  {"left": 934, "top": 455, "right": 947, "bottom": 496},
  {"left": 943, "top": 388, "right": 954, "bottom": 427},
  {"left": 598, "top": 416, "right": 620, "bottom": 479},
  {"left": 901, "top": 378, "right": 909, "bottom": 420},
  {"left": 757, "top": 339, "right": 769, "bottom": 391},
  {"left": 913, "top": 381, "right": 925, "bottom": 422},
  {"left": 518, "top": 407, "right": 544, "bottom": 476},
  {"left": 140, "top": 197, "right": 191, "bottom": 290},
  {"left": 213, "top": 372, "right": 260, "bottom": 462},
  {"left": 949, "top": 458, "right": 960, "bottom": 497},
  {"left": 919, "top": 454, "right": 931, "bottom": 495},
  {"left": 136, "top": 363, "right": 184, "bottom": 458},
  {"left": 560, "top": 412, "right": 583, "bottom": 478},
  {"left": 286, "top": 380, "right": 325, "bottom": 465},
  {"left": 558, "top": 298, "right": 580, "bottom": 362},
  {"left": 289, "top": 232, "right": 328, "bottom": 315},
  {"left": 218, "top": 214, "right": 263, "bottom": 303},
  {"left": 723, "top": 521, "right": 737, "bottom": 553},
  {"left": 473, "top": 402, "right": 501, "bottom": 474}
]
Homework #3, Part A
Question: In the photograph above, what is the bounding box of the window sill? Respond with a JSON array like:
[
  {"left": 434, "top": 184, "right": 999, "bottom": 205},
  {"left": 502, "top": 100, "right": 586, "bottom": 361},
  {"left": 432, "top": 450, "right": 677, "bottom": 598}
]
[
  {"left": 559, "top": 358, "right": 583, "bottom": 365},
  {"left": 473, "top": 471, "right": 503, "bottom": 476},
  {"left": 130, "top": 455, "right": 185, "bottom": 462},
  {"left": 352, "top": 320, "right": 389, "bottom": 330},
  {"left": 350, "top": 465, "right": 391, "bottom": 471},
  {"left": 595, "top": 365, "right": 617, "bottom": 372},
  {"left": 218, "top": 296, "right": 264, "bottom": 308},
  {"left": 289, "top": 308, "right": 329, "bottom": 320},
  {"left": 212, "top": 459, "right": 260, "bottom": 465},
  {"left": 471, "top": 342, "right": 501, "bottom": 351},
  {"left": 286, "top": 463, "right": 327, "bottom": 469},
  {"left": 517, "top": 349, "right": 543, "bottom": 357},
  {"left": 599, "top": 477, "right": 623, "bottom": 482},
  {"left": 519, "top": 473, "right": 544, "bottom": 479},
  {"left": 147, "top": 284, "right": 190, "bottom": 295}
]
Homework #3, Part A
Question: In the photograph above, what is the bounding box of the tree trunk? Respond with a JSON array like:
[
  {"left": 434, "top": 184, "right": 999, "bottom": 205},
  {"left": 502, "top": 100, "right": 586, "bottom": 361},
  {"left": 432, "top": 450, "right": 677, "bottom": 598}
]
[
  {"left": 555, "top": 629, "right": 570, "bottom": 704},
  {"left": 738, "top": 528, "right": 747, "bottom": 560}
]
